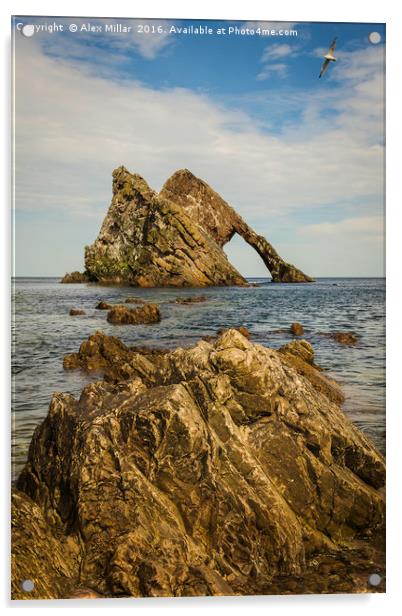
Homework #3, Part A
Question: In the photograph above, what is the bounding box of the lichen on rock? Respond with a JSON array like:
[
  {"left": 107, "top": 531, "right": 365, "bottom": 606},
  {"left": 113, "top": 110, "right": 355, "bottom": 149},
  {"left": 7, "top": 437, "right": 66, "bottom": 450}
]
[{"left": 83, "top": 166, "right": 313, "bottom": 287}]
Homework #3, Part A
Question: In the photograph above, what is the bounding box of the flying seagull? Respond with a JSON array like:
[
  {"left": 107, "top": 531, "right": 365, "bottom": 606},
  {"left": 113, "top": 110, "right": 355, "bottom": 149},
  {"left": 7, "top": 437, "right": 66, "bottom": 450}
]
[{"left": 319, "top": 37, "right": 337, "bottom": 78}]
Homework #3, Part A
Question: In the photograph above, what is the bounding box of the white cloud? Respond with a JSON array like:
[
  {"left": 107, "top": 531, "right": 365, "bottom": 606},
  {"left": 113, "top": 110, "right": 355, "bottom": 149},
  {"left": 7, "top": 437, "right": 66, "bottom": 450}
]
[
  {"left": 300, "top": 216, "right": 384, "bottom": 238},
  {"left": 41, "top": 17, "right": 175, "bottom": 62},
  {"left": 257, "top": 63, "right": 288, "bottom": 80},
  {"left": 293, "top": 216, "right": 384, "bottom": 277},
  {"left": 13, "top": 35, "right": 384, "bottom": 276},
  {"left": 261, "top": 43, "right": 294, "bottom": 61},
  {"left": 257, "top": 43, "right": 299, "bottom": 80}
]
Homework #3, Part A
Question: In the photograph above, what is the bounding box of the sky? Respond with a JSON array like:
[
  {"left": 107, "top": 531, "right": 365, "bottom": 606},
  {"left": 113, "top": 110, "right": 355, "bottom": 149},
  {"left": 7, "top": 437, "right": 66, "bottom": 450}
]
[{"left": 13, "top": 17, "right": 385, "bottom": 277}]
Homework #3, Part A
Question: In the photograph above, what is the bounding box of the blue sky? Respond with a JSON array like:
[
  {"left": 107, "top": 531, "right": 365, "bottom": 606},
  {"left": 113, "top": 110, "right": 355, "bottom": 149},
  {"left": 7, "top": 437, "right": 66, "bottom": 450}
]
[{"left": 13, "top": 17, "right": 385, "bottom": 276}]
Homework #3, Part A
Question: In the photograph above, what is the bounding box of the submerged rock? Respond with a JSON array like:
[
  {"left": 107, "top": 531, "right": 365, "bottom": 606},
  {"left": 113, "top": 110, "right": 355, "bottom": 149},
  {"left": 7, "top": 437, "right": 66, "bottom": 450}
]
[
  {"left": 332, "top": 332, "right": 358, "bottom": 345},
  {"left": 319, "top": 332, "right": 359, "bottom": 345},
  {"left": 61, "top": 271, "right": 90, "bottom": 284},
  {"left": 13, "top": 329, "right": 384, "bottom": 599},
  {"left": 69, "top": 308, "right": 86, "bottom": 316},
  {"left": 125, "top": 297, "right": 147, "bottom": 304},
  {"left": 84, "top": 166, "right": 312, "bottom": 287},
  {"left": 106, "top": 303, "right": 161, "bottom": 325},
  {"left": 172, "top": 295, "right": 208, "bottom": 304}
]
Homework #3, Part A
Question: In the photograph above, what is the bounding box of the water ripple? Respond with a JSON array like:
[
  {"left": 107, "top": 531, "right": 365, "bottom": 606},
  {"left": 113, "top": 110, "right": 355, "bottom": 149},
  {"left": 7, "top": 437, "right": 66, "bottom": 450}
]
[{"left": 11, "top": 277, "right": 385, "bottom": 479}]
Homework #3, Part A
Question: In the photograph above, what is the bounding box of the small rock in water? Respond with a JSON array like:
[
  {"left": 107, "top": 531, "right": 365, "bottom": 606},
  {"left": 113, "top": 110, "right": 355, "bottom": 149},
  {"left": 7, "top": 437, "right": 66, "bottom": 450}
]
[
  {"left": 173, "top": 296, "right": 208, "bottom": 304},
  {"left": 125, "top": 297, "right": 147, "bottom": 304},
  {"left": 332, "top": 332, "right": 358, "bottom": 345},
  {"left": 290, "top": 322, "right": 304, "bottom": 336},
  {"left": 107, "top": 303, "right": 161, "bottom": 325},
  {"left": 96, "top": 301, "right": 113, "bottom": 310},
  {"left": 318, "top": 331, "right": 358, "bottom": 345},
  {"left": 69, "top": 308, "right": 85, "bottom": 316}
]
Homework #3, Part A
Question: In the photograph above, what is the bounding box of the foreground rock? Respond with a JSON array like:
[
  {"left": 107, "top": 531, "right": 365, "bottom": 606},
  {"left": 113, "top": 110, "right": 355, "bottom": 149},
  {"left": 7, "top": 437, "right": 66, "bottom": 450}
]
[
  {"left": 279, "top": 340, "right": 345, "bottom": 405},
  {"left": 107, "top": 303, "right": 161, "bottom": 325},
  {"left": 84, "top": 166, "right": 312, "bottom": 286},
  {"left": 218, "top": 326, "right": 250, "bottom": 339},
  {"left": 13, "top": 330, "right": 384, "bottom": 599},
  {"left": 61, "top": 271, "right": 90, "bottom": 284}
]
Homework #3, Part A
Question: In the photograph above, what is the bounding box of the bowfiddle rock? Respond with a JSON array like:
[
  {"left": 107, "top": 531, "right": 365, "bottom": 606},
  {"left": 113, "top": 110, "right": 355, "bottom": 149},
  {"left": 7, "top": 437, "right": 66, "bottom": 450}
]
[{"left": 63, "top": 166, "right": 313, "bottom": 286}]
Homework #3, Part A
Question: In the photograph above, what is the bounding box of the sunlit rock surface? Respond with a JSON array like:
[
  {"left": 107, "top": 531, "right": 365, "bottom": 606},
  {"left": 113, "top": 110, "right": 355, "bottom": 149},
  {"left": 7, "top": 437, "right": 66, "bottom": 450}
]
[{"left": 12, "top": 330, "right": 384, "bottom": 599}]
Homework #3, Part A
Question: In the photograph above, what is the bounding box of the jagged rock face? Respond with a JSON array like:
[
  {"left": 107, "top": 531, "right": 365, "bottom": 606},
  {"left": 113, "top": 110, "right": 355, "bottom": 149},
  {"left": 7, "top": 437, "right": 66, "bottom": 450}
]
[
  {"left": 84, "top": 166, "right": 312, "bottom": 286},
  {"left": 84, "top": 166, "right": 246, "bottom": 287},
  {"left": 161, "top": 169, "right": 313, "bottom": 283},
  {"left": 13, "top": 330, "right": 384, "bottom": 599},
  {"left": 278, "top": 340, "right": 345, "bottom": 405}
]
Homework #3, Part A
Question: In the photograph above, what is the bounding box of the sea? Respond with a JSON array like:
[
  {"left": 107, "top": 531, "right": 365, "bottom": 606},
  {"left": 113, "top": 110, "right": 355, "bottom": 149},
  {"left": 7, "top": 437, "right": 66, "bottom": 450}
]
[{"left": 11, "top": 277, "right": 385, "bottom": 480}]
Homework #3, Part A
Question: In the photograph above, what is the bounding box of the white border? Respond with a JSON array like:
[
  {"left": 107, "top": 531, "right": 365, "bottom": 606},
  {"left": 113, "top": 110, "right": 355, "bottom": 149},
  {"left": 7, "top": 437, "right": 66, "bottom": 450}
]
[{"left": 1, "top": 1, "right": 401, "bottom": 613}]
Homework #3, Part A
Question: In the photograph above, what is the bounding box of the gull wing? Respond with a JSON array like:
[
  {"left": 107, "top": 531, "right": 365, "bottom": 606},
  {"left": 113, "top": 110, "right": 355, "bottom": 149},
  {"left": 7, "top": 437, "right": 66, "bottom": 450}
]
[
  {"left": 319, "top": 58, "right": 330, "bottom": 78},
  {"left": 328, "top": 37, "right": 337, "bottom": 55}
]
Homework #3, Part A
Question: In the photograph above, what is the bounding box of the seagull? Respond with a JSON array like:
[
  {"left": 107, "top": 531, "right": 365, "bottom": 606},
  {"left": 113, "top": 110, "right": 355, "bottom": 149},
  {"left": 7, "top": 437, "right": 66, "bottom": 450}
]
[{"left": 319, "top": 37, "right": 337, "bottom": 78}]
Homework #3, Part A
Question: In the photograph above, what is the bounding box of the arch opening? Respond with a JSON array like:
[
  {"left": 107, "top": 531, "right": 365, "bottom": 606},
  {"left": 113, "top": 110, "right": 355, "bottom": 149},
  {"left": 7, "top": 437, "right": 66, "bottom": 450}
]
[{"left": 223, "top": 232, "right": 272, "bottom": 281}]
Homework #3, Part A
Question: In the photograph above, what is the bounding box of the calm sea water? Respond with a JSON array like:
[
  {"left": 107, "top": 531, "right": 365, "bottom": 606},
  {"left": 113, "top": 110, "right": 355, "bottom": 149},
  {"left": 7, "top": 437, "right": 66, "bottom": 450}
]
[{"left": 11, "top": 277, "right": 385, "bottom": 480}]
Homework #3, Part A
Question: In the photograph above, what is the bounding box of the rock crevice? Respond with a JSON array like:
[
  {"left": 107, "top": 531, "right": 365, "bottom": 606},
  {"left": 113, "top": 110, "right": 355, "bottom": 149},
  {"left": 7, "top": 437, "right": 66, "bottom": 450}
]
[{"left": 12, "top": 330, "right": 384, "bottom": 599}]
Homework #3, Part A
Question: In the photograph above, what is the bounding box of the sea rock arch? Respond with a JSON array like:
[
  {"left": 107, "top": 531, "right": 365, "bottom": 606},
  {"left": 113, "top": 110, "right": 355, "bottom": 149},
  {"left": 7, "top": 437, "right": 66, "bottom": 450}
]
[{"left": 82, "top": 166, "right": 313, "bottom": 286}]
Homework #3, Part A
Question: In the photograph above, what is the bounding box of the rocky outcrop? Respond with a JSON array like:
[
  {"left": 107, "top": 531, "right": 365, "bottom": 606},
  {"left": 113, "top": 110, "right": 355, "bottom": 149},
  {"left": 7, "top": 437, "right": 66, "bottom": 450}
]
[
  {"left": 278, "top": 339, "right": 345, "bottom": 405},
  {"left": 61, "top": 271, "right": 91, "bottom": 284},
  {"left": 160, "top": 169, "right": 313, "bottom": 283},
  {"left": 13, "top": 330, "right": 384, "bottom": 599},
  {"left": 107, "top": 303, "right": 161, "bottom": 325},
  {"left": 84, "top": 167, "right": 312, "bottom": 287},
  {"left": 84, "top": 167, "right": 246, "bottom": 288}
]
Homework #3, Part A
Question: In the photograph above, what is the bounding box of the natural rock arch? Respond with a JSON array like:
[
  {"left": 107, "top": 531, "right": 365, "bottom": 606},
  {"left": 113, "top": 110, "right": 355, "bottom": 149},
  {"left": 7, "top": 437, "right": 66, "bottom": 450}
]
[
  {"left": 82, "top": 166, "right": 313, "bottom": 287},
  {"left": 160, "top": 169, "right": 314, "bottom": 284}
]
